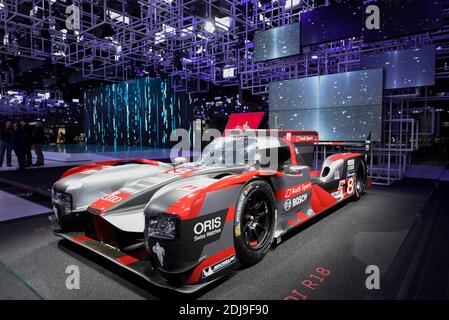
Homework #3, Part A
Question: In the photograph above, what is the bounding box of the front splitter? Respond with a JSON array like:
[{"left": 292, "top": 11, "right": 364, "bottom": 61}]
[{"left": 54, "top": 230, "right": 216, "bottom": 294}]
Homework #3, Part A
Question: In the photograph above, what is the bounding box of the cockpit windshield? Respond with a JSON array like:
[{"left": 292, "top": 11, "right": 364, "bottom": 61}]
[{"left": 198, "top": 136, "right": 285, "bottom": 166}]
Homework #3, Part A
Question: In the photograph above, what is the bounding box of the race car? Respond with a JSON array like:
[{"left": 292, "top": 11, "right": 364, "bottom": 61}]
[{"left": 52, "top": 130, "right": 369, "bottom": 292}]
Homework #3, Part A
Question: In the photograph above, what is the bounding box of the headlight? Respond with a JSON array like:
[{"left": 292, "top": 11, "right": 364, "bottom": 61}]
[
  {"left": 61, "top": 194, "right": 72, "bottom": 215},
  {"left": 146, "top": 213, "right": 179, "bottom": 240},
  {"left": 53, "top": 191, "right": 72, "bottom": 216}
]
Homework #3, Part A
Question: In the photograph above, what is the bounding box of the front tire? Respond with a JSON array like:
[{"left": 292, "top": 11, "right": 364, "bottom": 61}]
[{"left": 234, "top": 180, "right": 276, "bottom": 266}]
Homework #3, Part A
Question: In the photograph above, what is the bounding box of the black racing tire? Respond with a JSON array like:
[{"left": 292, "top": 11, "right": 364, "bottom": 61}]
[
  {"left": 234, "top": 180, "right": 276, "bottom": 266},
  {"left": 353, "top": 160, "right": 367, "bottom": 201}
]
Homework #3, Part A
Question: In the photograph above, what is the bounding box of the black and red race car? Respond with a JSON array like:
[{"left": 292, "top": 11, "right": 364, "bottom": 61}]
[{"left": 53, "top": 130, "right": 369, "bottom": 293}]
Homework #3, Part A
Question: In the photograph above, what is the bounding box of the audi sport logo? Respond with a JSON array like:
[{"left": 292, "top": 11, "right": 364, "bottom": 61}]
[
  {"left": 285, "top": 182, "right": 312, "bottom": 198},
  {"left": 101, "top": 193, "right": 122, "bottom": 203}
]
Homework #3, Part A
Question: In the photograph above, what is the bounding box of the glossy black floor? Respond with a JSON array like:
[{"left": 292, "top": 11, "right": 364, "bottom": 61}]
[
  {"left": 0, "top": 166, "right": 73, "bottom": 197},
  {"left": 0, "top": 178, "right": 437, "bottom": 300}
]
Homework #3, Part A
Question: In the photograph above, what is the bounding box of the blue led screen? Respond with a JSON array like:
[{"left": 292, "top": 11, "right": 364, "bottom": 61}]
[
  {"left": 84, "top": 77, "right": 192, "bottom": 147},
  {"left": 269, "top": 69, "right": 383, "bottom": 141},
  {"left": 363, "top": 0, "right": 444, "bottom": 42},
  {"left": 361, "top": 46, "right": 436, "bottom": 89},
  {"left": 253, "top": 23, "right": 300, "bottom": 62},
  {"left": 300, "top": 0, "right": 363, "bottom": 47}
]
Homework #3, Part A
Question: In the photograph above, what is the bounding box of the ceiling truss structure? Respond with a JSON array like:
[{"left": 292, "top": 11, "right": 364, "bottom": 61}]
[
  {"left": 0, "top": 1, "right": 447, "bottom": 95},
  {"left": 0, "top": 0, "right": 316, "bottom": 92}
]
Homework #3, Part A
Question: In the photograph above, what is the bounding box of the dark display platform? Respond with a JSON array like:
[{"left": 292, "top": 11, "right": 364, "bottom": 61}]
[
  {"left": 0, "top": 166, "right": 74, "bottom": 198},
  {"left": 0, "top": 178, "right": 442, "bottom": 300}
]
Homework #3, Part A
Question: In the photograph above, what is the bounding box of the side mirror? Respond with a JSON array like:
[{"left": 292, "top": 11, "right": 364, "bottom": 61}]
[
  {"left": 174, "top": 157, "right": 187, "bottom": 165},
  {"left": 289, "top": 165, "right": 308, "bottom": 176}
]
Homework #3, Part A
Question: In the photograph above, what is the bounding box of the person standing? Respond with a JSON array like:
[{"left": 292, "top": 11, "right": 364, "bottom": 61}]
[
  {"left": 0, "top": 121, "right": 13, "bottom": 168},
  {"left": 20, "top": 120, "right": 33, "bottom": 167},
  {"left": 11, "top": 122, "right": 26, "bottom": 170},
  {"left": 32, "top": 121, "right": 45, "bottom": 166}
]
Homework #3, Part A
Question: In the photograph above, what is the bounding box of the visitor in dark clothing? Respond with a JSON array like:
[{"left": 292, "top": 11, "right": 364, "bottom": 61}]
[
  {"left": 20, "top": 120, "right": 34, "bottom": 167},
  {"left": 32, "top": 122, "right": 45, "bottom": 166},
  {"left": 0, "top": 121, "right": 13, "bottom": 168},
  {"left": 11, "top": 122, "right": 26, "bottom": 170}
]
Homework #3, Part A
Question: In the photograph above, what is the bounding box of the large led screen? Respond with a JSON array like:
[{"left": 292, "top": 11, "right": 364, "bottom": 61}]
[
  {"left": 363, "top": 0, "right": 444, "bottom": 42},
  {"left": 269, "top": 76, "right": 318, "bottom": 111},
  {"left": 300, "top": 0, "right": 363, "bottom": 46},
  {"left": 361, "top": 46, "right": 436, "bottom": 89},
  {"left": 253, "top": 23, "right": 300, "bottom": 62},
  {"left": 84, "top": 77, "right": 192, "bottom": 147},
  {"left": 269, "top": 69, "right": 383, "bottom": 141}
]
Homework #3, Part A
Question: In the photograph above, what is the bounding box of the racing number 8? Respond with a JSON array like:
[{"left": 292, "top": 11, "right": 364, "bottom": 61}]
[{"left": 347, "top": 178, "right": 354, "bottom": 195}]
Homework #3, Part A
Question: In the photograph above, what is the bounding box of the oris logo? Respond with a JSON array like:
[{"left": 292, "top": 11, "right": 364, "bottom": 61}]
[
  {"left": 194, "top": 217, "right": 222, "bottom": 242},
  {"left": 194, "top": 217, "right": 221, "bottom": 235},
  {"left": 101, "top": 194, "right": 122, "bottom": 203}
]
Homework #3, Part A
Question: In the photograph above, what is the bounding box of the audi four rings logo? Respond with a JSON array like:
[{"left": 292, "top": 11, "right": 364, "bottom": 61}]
[{"left": 102, "top": 194, "right": 122, "bottom": 203}]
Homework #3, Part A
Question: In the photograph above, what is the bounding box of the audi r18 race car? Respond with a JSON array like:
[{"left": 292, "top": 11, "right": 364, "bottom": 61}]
[{"left": 52, "top": 130, "right": 369, "bottom": 293}]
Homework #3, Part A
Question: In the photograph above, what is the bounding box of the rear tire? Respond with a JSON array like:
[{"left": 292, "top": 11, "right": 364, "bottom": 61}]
[
  {"left": 353, "top": 161, "right": 366, "bottom": 201},
  {"left": 233, "top": 180, "right": 276, "bottom": 266}
]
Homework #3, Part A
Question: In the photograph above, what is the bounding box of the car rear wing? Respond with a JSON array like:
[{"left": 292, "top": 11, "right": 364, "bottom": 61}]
[{"left": 228, "top": 129, "right": 319, "bottom": 144}]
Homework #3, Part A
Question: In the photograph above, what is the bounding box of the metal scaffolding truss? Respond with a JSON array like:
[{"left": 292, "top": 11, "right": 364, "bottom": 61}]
[
  {"left": 0, "top": 0, "right": 317, "bottom": 90},
  {"left": 0, "top": 1, "right": 448, "bottom": 93},
  {"left": 0, "top": 87, "right": 66, "bottom": 117}
]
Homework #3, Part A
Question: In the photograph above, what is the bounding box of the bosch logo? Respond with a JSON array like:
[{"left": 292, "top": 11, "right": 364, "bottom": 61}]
[
  {"left": 194, "top": 217, "right": 222, "bottom": 242},
  {"left": 101, "top": 194, "right": 122, "bottom": 203},
  {"left": 292, "top": 194, "right": 308, "bottom": 206},
  {"left": 284, "top": 194, "right": 308, "bottom": 211}
]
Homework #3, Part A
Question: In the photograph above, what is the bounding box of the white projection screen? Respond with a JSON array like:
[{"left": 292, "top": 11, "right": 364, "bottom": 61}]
[{"left": 269, "top": 69, "right": 383, "bottom": 141}]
